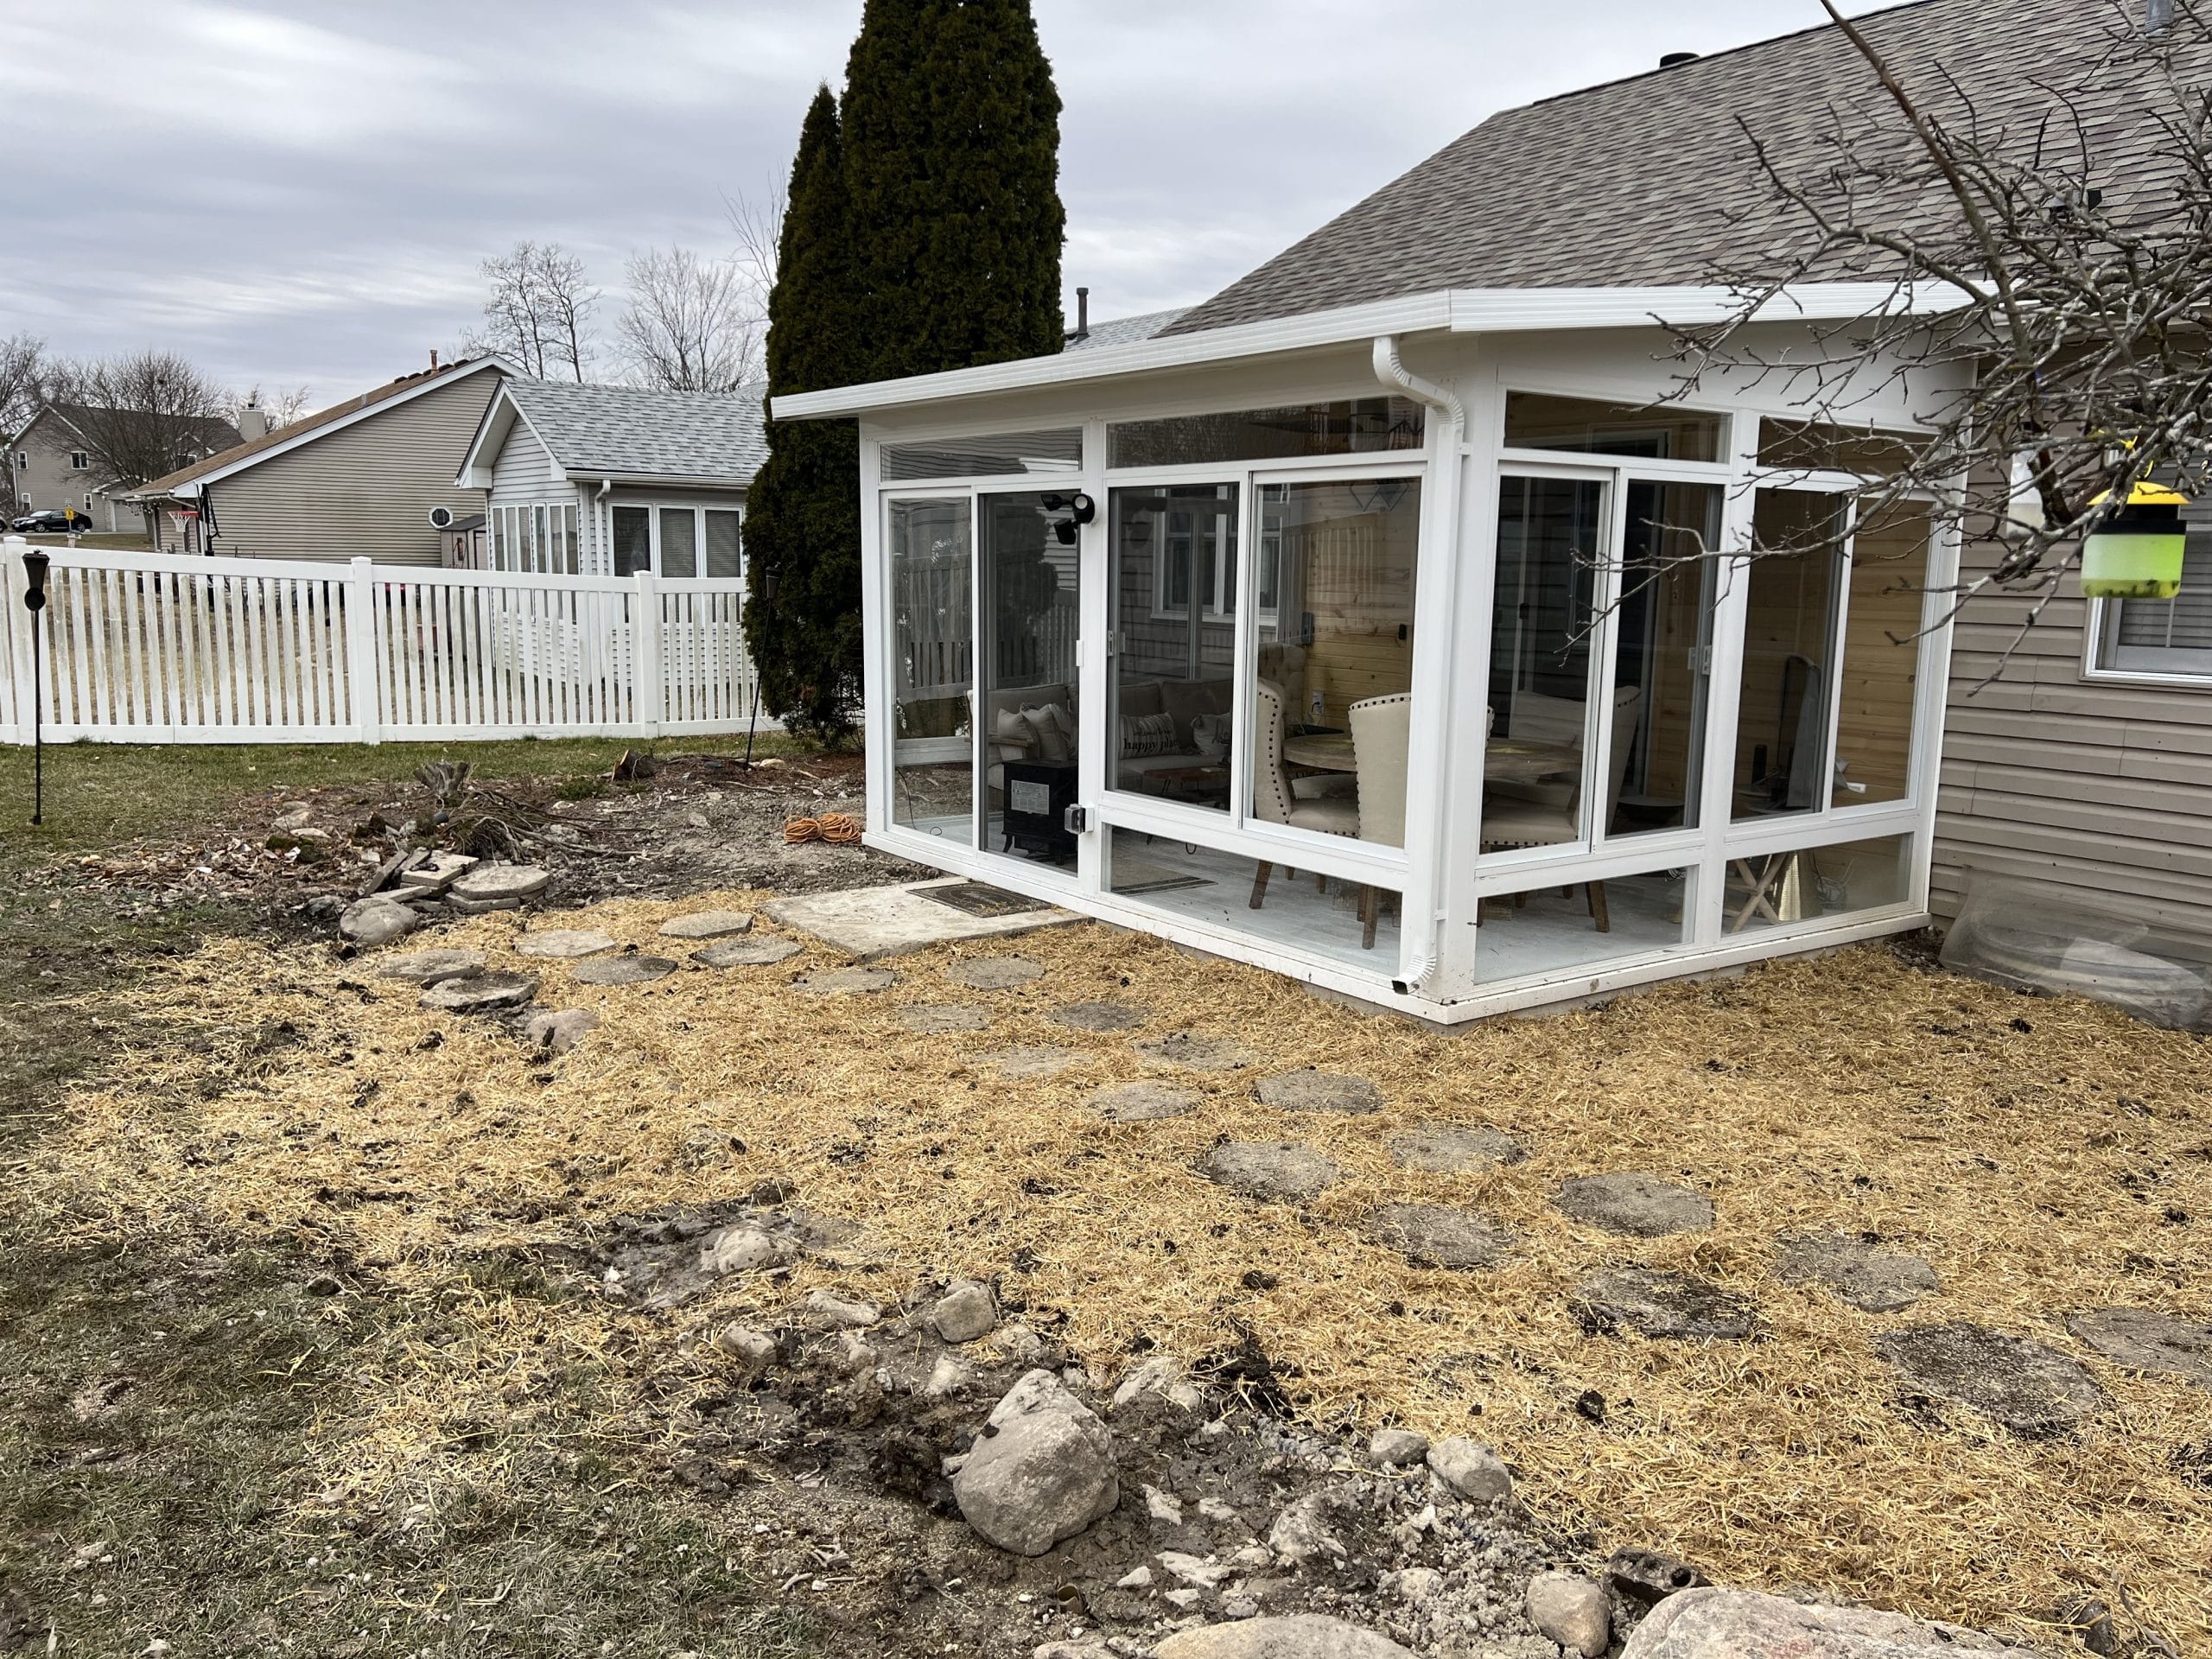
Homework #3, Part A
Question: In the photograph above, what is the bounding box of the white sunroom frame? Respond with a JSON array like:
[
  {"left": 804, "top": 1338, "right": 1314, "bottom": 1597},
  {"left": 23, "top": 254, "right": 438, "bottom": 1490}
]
[{"left": 785, "top": 286, "right": 1968, "bottom": 1023}]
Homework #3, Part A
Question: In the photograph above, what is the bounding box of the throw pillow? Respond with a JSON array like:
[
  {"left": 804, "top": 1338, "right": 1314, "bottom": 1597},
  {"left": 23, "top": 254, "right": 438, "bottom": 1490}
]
[
  {"left": 1020, "top": 702, "right": 1073, "bottom": 763},
  {"left": 1191, "top": 712, "right": 1231, "bottom": 763},
  {"left": 1119, "top": 712, "right": 1179, "bottom": 758}
]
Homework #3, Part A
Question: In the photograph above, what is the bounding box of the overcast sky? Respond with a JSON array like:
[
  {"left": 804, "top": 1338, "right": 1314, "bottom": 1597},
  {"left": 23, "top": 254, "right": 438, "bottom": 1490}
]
[{"left": 3, "top": 0, "right": 1916, "bottom": 407}]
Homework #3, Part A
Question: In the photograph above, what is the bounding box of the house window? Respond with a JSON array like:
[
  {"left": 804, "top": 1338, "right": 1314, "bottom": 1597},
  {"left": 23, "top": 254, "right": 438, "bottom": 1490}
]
[
  {"left": 882, "top": 429, "right": 1082, "bottom": 481},
  {"left": 69, "top": 450, "right": 89, "bottom": 471},
  {"left": 1504, "top": 392, "right": 1725, "bottom": 463},
  {"left": 83, "top": 493, "right": 94, "bottom": 512},
  {"left": 1109, "top": 399, "right": 1423, "bottom": 469},
  {"left": 606, "top": 502, "right": 744, "bottom": 579},
  {"left": 2094, "top": 532, "right": 2212, "bottom": 677},
  {"left": 490, "top": 501, "right": 578, "bottom": 574}
]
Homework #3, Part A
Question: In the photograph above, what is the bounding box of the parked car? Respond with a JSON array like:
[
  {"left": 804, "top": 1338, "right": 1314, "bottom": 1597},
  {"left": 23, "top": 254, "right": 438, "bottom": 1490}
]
[{"left": 11, "top": 509, "right": 94, "bottom": 533}]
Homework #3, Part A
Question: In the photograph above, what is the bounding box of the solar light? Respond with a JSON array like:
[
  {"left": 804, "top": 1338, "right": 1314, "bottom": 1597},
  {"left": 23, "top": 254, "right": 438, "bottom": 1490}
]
[
  {"left": 20, "top": 547, "right": 49, "bottom": 825},
  {"left": 2081, "top": 479, "right": 2190, "bottom": 599}
]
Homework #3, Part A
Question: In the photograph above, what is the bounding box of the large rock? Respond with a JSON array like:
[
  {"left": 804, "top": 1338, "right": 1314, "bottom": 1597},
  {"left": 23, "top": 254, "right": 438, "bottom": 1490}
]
[
  {"left": 338, "top": 895, "right": 422, "bottom": 947},
  {"left": 1425, "top": 1436, "right": 1511, "bottom": 1503},
  {"left": 1877, "top": 1323, "right": 2106, "bottom": 1435},
  {"left": 1554, "top": 1173, "right": 1713, "bottom": 1236},
  {"left": 1619, "top": 1588, "right": 2033, "bottom": 1656},
  {"left": 2065, "top": 1306, "right": 2212, "bottom": 1386},
  {"left": 1152, "top": 1615, "right": 1417, "bottom": 1658},
  {"left": 1201, "top": 1141, "right": 1341, "bottom": 1202},
  {"left": 1776, "top": 1230, "right": 1940, "bottom": 1313},
  {"left": 951, "top": 1370, "right": 1119, "bottom": 1556},
  {"left": 1367, "top": 1203, "right": 1511, "bottom": 1269},
  {"left": 1573, "top": 1268, "right": 1757, "bottom": 1341},
  {"left": 1528, "top": 1571, "right": 1610, "bottom": 1658},
  {"left": 931, "top": 1280, "right": 999, "bottom": 1344}
]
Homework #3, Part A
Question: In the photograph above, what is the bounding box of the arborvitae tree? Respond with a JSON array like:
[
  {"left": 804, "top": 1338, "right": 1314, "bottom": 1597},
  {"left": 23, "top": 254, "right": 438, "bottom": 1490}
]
[
  {"left": 843, "top": 0, "right": 1065, "bottom": 380},
  {"left": 743, "top": 86, "right": 865, "bottom": 739}
]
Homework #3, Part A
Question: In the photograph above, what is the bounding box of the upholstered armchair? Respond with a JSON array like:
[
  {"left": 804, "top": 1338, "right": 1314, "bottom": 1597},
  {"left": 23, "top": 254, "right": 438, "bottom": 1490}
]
[
  {"left": 1347, "top": 692, "right": 1413, "bottom": 947},
  {"left": 1479, "top": 687, "right": 1643, "bottom": 931}
]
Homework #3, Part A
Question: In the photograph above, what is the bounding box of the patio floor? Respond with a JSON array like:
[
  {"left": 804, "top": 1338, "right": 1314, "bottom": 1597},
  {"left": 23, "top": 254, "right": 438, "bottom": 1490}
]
[{"left": 23, "top": 899, "right": 2211, "bottom": 1648}]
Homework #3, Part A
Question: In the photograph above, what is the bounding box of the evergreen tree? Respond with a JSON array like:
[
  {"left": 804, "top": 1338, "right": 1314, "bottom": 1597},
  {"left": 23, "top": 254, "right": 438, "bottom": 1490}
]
[
  {"left": 743, "top": 86, "right": 865, "bottom": 739},
  {"left": 843, "top": 0, "right": 1065, "bottom": 380}
]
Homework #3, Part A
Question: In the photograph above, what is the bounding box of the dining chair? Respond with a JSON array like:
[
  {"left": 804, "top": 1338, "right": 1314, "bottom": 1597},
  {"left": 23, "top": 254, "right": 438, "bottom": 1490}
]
[
  {"left": 1348, "top": 692, "right": 1413, "bottom": 947},
  {"left": 1478, "top": 687, "right": 1642, "bottom": 931},
  {"left": 1249, "top": 681, "right": 1360, "bottom": 909}
]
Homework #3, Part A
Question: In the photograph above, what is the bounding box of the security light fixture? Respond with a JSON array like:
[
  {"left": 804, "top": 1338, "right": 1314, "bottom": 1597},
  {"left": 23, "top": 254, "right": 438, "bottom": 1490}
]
[{"left": 1040, "top": 491, "right": 1096, "bottom": 547}]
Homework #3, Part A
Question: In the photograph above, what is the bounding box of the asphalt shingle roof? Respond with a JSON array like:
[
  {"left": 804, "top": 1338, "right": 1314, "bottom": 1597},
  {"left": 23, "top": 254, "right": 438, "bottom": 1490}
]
[
  {"left": 1065, "top": 308, "right": 1187, "bottom": 350},
  {"left": 1167, "top": 0, "right": 2209, "bottom": 335},
  {"left": 505, "top": 379, "right": 767, "bottom": 483}
]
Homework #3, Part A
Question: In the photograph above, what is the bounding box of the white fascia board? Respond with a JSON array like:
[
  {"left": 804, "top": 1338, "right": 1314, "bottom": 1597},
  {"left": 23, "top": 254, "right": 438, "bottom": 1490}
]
[
  {"left": 771, "top": 282, "right": 1972, "bottom": 423},
  {"left": 454, "top": 382, "right": 526, "bottom": 487},
  {"left": 562, "top": 470, "right": 756, "bottom": 491}
]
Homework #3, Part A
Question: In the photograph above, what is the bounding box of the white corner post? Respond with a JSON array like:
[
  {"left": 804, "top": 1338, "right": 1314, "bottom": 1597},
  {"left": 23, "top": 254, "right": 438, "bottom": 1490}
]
[
  {"left": 345, "top": 556, "right": 382, "bottom": 744},
  {"left": 632, "top": 569, "right": 664, "bottom": 737}
]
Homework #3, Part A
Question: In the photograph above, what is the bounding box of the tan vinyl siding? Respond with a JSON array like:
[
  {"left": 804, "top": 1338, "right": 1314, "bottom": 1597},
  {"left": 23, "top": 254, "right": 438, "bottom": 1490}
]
[
  {"left": 1932, "top": 501, "right": 2212, "bottom": 960},
  {"left": 157, "top": 373, "right": 500, "bottom": 564}
]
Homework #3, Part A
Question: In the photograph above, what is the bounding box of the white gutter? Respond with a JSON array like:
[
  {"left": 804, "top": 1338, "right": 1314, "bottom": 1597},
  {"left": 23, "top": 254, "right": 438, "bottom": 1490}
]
[{"left": 1371, "top": 334, "right": 1465, "bottom": 995}]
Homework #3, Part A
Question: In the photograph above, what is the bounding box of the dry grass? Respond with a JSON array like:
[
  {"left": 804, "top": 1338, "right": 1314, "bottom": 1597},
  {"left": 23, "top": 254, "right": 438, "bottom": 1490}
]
[{"left": 17, "top": 896, "right": 2212, "bottom": 1649}]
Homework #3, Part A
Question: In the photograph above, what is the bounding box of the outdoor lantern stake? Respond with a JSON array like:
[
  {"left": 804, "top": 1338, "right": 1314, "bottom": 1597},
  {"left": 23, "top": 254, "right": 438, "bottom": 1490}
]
[{"left": 21, "top": 548, "right": 50, "bottom": 825}]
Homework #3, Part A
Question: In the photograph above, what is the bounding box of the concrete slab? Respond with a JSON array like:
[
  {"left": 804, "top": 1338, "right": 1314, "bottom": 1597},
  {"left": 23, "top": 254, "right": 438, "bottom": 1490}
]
[{"left": 764, "top": 879, "right": 1080, "bottom": 963}]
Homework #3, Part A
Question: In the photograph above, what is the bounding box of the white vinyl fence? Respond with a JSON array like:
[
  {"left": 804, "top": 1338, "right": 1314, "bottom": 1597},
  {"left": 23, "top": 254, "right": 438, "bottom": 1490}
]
[{"left": 0, "top": 541, "right": 764, "bottom": 745}]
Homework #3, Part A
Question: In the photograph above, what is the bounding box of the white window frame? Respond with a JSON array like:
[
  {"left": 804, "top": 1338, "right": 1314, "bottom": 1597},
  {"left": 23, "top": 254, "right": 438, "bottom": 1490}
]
[
  {"left": 606, "top": 499, "right": 746, "bottom": 580},
  {"left": 68, "top": 450, "right": 89, "bottom": 471},
  {"left": 2083, "top": 581, "right": 2212, "bottom": 685}
]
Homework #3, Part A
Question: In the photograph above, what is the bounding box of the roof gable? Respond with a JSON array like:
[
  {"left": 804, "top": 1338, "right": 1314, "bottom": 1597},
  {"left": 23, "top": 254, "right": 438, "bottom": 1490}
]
[{"left": 485, "top": 379, "right": 768, "bottom": 485}]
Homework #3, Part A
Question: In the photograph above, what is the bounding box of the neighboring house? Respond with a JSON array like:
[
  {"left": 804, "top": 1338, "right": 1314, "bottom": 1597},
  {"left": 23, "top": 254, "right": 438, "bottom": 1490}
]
[
  {"left": 127, "top": 354, "right": 507, "bottom": 563},
  {"left": 7, "top": 403, "right": 238, "bottom": 531},
  {"left": 453, "top": 378, "right": 766, "bottom": 578},
  {"left": 768, "top": 0, "right": 2200, "bottom": 1024}
]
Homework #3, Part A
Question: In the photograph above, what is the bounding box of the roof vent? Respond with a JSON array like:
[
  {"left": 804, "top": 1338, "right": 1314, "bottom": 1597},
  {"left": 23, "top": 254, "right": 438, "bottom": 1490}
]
[{"left": 1659, "top": 51, "right": 1700, "bottom": 67}]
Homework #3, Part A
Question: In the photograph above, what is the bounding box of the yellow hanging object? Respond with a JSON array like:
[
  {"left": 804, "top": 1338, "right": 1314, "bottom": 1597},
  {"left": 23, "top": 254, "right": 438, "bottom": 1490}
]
[{"left": 2082, "top": 478, "right": 2190, "bottom": 600}]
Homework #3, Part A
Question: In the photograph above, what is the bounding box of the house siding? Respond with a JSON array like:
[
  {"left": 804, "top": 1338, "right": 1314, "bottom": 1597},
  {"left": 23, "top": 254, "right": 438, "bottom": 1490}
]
[
  {"left": 10, "top": 415, "right": 137, "bottom": 532},
  {"left": 1931, "top": 500, "right": 2212, "bottom": 962},
  {"left": 154, "top": 372, "right": 501, "bottom": 564}
]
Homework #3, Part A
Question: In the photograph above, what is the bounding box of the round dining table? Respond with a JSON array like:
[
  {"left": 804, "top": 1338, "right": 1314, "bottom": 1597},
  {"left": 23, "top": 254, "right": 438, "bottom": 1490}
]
[{"left": 1284, "top": 732, "right": 1582, "bottom": 785}]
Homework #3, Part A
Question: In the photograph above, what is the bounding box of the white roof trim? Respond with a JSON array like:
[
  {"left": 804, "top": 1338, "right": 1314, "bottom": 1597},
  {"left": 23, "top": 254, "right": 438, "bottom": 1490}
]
[
  {"left": 772, "top": 282, "right": 1968, "bottom": 421},
  {"left": 454, "top": 378, "right": 552, "bottom": 489}
]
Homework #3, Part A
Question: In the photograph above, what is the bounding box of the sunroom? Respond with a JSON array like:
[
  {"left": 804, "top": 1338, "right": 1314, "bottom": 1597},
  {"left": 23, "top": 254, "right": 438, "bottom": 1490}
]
[{"left": 774, "top": 290, "right": 1962, "bottom": 1022}]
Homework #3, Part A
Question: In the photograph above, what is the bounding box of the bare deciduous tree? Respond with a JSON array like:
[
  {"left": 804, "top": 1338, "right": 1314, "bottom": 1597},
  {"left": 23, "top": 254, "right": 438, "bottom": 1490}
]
[
  {"left": 615, "top": 245, "right": 761, "bottom": 391},
  {"left": 467, "top": 240, "right": 600, "bottom": 381},
  {"left": 0, "top": 332, "right": 45, "bottom": 438},
  {"left": 44, "top": 350, "right": 237, "bottom": 488},
  {"left": 1664, "top": 0, "right": 2212, "bottom": 666},
  {"left": 725, "top": 181, "right": 786, "bottom": 319},
  {"left": 227, "top": 384, "right": 313, "bottom": 432}
]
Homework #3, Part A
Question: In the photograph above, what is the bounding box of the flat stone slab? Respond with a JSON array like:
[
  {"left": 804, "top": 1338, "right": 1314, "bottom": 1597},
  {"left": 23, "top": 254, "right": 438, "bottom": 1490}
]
[
  {"left": 373, "top": 948, "right": 486, "bottom": 987},
  {"left": 1389, "top": 1123, "right": 1524, "bottom": 1172},
  {"left": 1876, "top": 1323, "right": 2107, "bottom": 1435},
  {"left": 1257, "top": 1070, "right": 1382, "bottom": 1115},
  {"left": 1775, "top": 1230, "right": 1940, "bottom": 1313},
  {"left": 658, "top": 909, "right": 754, "bottom": 939},
  {"left": 2065, "top": 1307, "right": 2212, "bottom": 1387},
  {"left": 573, "top": 954, "right": 679, "bottom": 986},
  {"left": 1202, "top": 1141, "right": 1340, "bottom": 1202},
  {"left": 395, "top": 851, "right": 479, "bottom": 895},
  {"left": 899, "top": 1003, "right": 992, "bottom": 1034},
  {"left": 1089, "top": 1080, "right": 1198, "bottom": 1122},
  {"left": 514, "top": 928, "right": 619, "bottom": 959},
  {"left": 1135, "top": 1033, "right": 1260, "bottom": 1073},
  {"left": 448, "top": 863, "right": 550, "bottom": 904},
  {"left": 1368, "top": 1203, "right": 1511, "bottom": 1269},
  {"left": 1554, "top": 1173, "right": 1713, "bottom": 1237},
  {"left": 797, "top": 966, "right": 897, "bottom": 995},
  {"left": 944, "top": 956, "right": 1046, "bottom": 990},
  {"left": 1624, "top": 1589, "right": 2035, "bottom": 1657},
  {"left": 1573, "top": 1268, "right": 1756, "bottom": 1341},
  {"left": 420, "top": 972, "right": 538, "bottom": 1014},
  {"left": 1050, "top": 1001, "right": 1148, "bottom": 1033},
  {"left": 520, "top": 1007, "right": 600, "bottom": 1054},
  {"left": 695, "top": 938, "right": 803, "bottom": 969},
  {"left": 765, "top": 879, "right": 1077, "bottom": 963},
  {"left": 976, "top": 1045, "right": 1079, "bottom": 1078}
]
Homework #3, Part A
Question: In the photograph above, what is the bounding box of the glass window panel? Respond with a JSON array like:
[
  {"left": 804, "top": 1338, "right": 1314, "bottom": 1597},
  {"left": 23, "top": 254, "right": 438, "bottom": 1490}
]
[
  {"left": 2101, "top": 530, "right": 2212, "bottom": 674},
  {"left": 1725, "top": 833, "right": 1911, "bottom": 935},
  {"left": 1108, "top": 825, "right": 1402, "bottom": 968},
  {"left": 561, "top": 505, "right": 580, "bottom": 574},
  {"left": 1609, "top": 481, "right": 1722, "bottom": 836},
  {"left": 704, "top": 510, "right": 743, "bottom": 578},
  {"left": 1249, "top": 478, "right": 1421, "bottom": 849},
  {"left": 979, "top": 493, "right": 1081, "bottom": 862},
  {"left": 659, "top": 507, "right": 697, "bottom": 577},
  {"left": 611, "top": 505, "right": 652, "bottom": 578},
  {"left": 1757, "top": 418, "right": 1930, "bottom": 475},
  {"left": 1109, "top": 398, "right": 1424, "bottom": 469},
  {"left": 1476, "top": 866, "right": 1693, "bottom": 984},
  {"left": 1483, "top": 476, "right": 1606, "bottom": 852},
  {"left": 1503, "top": 392, "right": 1723, "bottom": 463},
  {"left": 1732, "top": 489, "right": 1845, "bottom": 821},
  {"left": 1109, "top": 482, "right": 1239, "bottom": 811},
  {"left": 881, "top": 429, "right": 1082, "bottom": 481},
  {"left": 889, "top": 498, "right": 975, "bottom": 844},
  {"left": 1833, "top": 501, "right": 1931, "bottom": 806}
]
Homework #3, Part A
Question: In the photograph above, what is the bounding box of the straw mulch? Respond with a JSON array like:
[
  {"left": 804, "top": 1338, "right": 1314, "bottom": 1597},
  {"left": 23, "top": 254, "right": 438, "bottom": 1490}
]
[{"left": 17, "top": 895, "right": 2211, "bottom": 1649}]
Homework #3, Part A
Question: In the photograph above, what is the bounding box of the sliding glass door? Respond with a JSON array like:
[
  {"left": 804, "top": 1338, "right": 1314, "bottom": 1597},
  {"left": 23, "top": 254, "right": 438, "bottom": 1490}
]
[
  {"left": 888, "top": 497, "right": 975, "bottom": 844},
  {"left": 978, "top": 491, "right": 1081, "bottom": 864}
]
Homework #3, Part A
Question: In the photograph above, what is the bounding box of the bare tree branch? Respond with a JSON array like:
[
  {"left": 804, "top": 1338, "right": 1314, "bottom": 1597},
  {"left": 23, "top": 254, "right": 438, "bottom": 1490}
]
[
  {"left": 42, "top": 350, "right": 236, "bottom": 489},
  {"left": 614, "top": 246, "right": 760, "bottom": 392}
]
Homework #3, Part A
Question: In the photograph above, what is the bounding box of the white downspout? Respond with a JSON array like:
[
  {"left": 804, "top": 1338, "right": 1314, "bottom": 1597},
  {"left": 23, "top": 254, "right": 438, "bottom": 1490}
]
[
  {"left": 595, "top": 477, "right": 613, "bottom": 575},
  {"left": 1372, "top": 334, "right": 1466, "bottom": 995}
]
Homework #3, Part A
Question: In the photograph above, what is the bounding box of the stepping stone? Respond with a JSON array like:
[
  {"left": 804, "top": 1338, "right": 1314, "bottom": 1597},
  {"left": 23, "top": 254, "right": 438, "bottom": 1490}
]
[
  {"left": 976, "top": 1045, "right": 1079, "bottom": 1078},
  {"left": 1135, "top": 1033, "right": 1259, "bottom": 1073},
  {"left": 1368, "top": 1203, "right": 1511, "bottom": 1269},
  {"left": 1201, "top": 1141, "right": 1340, "bottom": 1202},
  {"left": 1051, "top": 1001, "right": 1148, "bottom": 1033},
  {"left": 338, "top": 895, "right": 421, "bottom": 947},
  {"left": 659, "top": 909, "right": 754, "bottom": 939},
  {"left": 1877, "top": 1322, "right": 2107, "bottom": 1435},
  {"left": 1256, "top": 1070, "right": 1382, "bottom": 1116},
  {"left": 373, "top": 948, "right": 485, "bottom": 987},
  {"left": 899, "top": 1003, "right": 992, "bottom": 1034},
  {"left": 1089, "top": 1080, "right": 1198, "bottom": 1122},
  {"left": 695, "top": 938, "right": 803, "bottom": 969},
  {"left": 520, "top": 1007, "right": 600, "bottom": 1054},
  {"left": 448, "top": 863, "right": 550, "bottom": 911},
  {"left": 514, "top": 928, "right": 619, "bottom": 959},
  {"left": 574, "top": 954, "right": 678, "bottom": 987},
  {"left": 396, "top": 850, "right": 479, "bottom": 896},
  {"left": 1775, "top": 1230, "right": 1940, "bottom": 1313},
  {"left": 2065, "top": 1307, "right": 2212, "bottom": 1387},
  {"left": 1389, "top": 1123, "right": 1523, "bottom": 1173},
  {"left": 945, "top": 956, "right": 1044, "bottom": 990},
  {"left": 420, "top": 972, "right": 538, "bottom": 1014},
  {"left": 1573, "top": 1268, "right": 1756, "bottom": 1341},
  {"left": 1553, "top": 1173, "right": 1713, "bottom": 1237},
  {"left": 798, "top": 966, "right": 897, "bottom": 995}
]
